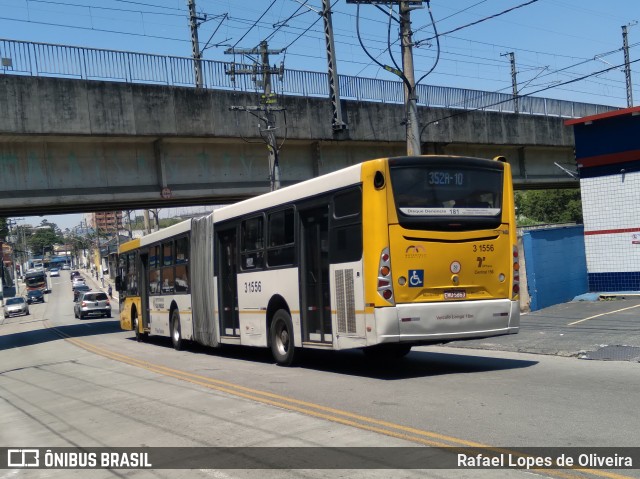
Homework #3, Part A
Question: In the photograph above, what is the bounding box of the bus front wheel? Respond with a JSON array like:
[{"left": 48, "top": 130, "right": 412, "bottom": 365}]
[
  {"left": 171, "top": 309, "right": 183, "bottom": 351},
  {"left": 270, "top": 310, "right": 296, "bottom": 366}
]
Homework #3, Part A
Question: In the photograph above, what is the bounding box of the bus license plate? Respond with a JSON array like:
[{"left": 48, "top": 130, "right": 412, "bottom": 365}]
[{"left": 444, "top": 290, "right": 466, "bottom": 300}]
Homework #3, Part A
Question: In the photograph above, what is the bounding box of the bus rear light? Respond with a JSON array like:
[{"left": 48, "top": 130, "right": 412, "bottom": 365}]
[{"left": 377, "top": 247, "right": 394, "bottom": 304}]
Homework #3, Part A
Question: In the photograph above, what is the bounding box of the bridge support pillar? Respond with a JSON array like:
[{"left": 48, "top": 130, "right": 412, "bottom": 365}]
[{"left": 154, "top": 139, "right": 168, "bottom": 194}]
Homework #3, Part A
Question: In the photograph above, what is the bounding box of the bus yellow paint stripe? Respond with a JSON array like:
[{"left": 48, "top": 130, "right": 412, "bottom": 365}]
[
  {"left": 567, "top": 303, "right": 640, "bottom": 326},
  {"left": 45, "top": 321, "right": 634, "bottom": 479}
]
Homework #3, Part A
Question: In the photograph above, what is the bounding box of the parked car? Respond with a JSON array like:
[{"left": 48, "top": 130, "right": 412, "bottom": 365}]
[
  {"left": 26, "top": 289, "right": 45, "bottom": 304},
  {"left": 73, "top": 284, "right": 91, "bottom": 302},
  {"left": 3, "top": 297, "right": 29, "bottom": 317},
  {"left": 50, "top": 268, "right": 60, "bottom": 277},
  {"left": 74, "top": 291, "right": 111, "bottom": 319},
  {"left": 70, "top": 271, "right": 81, "bottom": 280}
]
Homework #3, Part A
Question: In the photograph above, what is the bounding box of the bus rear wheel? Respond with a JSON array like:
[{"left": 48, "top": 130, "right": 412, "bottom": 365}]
[
  {"left": 133, "top": 311, "right": 144, "bottom": 342},
  {"left": 270, "top": 310, "right": 296, "bottom": 366},
  {"left": 171, "top": 309, "right": 183, "bottom": 351}
]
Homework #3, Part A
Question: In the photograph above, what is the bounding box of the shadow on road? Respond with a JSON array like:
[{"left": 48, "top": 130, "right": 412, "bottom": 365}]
[
  {"left": 134, "top": 336, "right": 538, "bottom": 380},
  {"left": 0, "top": 320, "right": 122, "bottom": 351}
]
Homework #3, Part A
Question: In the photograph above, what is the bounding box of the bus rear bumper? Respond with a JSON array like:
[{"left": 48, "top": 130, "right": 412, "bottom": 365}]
[{"left": 374, "top": 299, "right": 520, "bottom": 344}]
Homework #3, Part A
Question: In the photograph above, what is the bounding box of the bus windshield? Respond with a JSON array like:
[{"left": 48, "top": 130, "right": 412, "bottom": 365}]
[
  {"left": 25, "top": 274, "right": 46, "bottom": 287},
  {"left": 389, "top": 158, "right": 504, "bottom": 231}
]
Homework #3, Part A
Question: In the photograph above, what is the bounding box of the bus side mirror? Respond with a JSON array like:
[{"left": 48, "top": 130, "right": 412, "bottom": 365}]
[{"left": 115, "top": 276, "right": 122, "bottom": 291}]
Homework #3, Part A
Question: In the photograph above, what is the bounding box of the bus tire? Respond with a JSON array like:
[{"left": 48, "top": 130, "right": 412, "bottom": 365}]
[
  {"left": 171, "top": 309, "right": 183, "bottom": 351},
  {"left": 133, "top": 311, "right": 144, "bottom": 342},
  {"left": 270, "top": 309, "right": 296, "bottom": 366}
]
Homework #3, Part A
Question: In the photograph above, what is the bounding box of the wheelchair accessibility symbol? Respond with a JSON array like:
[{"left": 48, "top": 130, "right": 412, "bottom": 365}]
[{"left": 408, "top": 270, "right": 424, "bottom": 287}]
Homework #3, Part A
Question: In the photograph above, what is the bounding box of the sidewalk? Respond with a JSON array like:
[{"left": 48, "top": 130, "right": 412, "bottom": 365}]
[
  {"left": 447, "top": 296, "right": 640, "bottom": 362},
  {"left": 80, "top": 269, "right": 119, "bottom": 302}
]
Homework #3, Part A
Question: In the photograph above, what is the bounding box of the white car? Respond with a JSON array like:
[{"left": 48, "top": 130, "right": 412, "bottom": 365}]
[
  {"left": 50, "top": 268, "right": 60, "bottom": 277},
  {"left": 3, "top": 297, "right": 29, "bottom": 317}
]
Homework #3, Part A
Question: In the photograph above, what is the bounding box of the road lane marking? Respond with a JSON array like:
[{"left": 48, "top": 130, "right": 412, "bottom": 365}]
[
  {"left": 44, "top": 320, "right": 634, "bottom": 479},
  {"left": 567, "top": 303, "right": 640, "bottom": 326}
]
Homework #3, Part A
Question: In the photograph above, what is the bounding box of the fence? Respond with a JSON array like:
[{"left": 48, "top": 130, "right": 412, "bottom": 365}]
[
  {"left": 523, "top": 225, "right": 588, "bottom": 311},
  {"left": 1, "top": 38, "right": 617, "bottom": 118}
]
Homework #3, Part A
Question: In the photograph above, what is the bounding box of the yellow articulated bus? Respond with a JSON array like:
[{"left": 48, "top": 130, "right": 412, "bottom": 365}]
[{"left": 117, "top": 155, "right": 519, "bottom": 366}]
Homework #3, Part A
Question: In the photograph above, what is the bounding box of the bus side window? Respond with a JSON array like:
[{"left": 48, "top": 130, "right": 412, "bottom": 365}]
[
  {"left": 267, "top": 208, "right": 294, "bottom": 267},
  {"left": 175, "top": 264, "right": 189, "bottom": 292},
  {"left": 176, "top": 236, "right": 189, "bottom": 264},
  {"left": 241, "top": 216, "right": 264, "bottom": 270}
]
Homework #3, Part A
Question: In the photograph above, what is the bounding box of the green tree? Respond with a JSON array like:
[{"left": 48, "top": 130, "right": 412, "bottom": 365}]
[
  {"left": 28, "top": 227, "right": 63, "bottom": 256},
  {"left": 515, "top": 189, "right": 582, "bottom": 225}
]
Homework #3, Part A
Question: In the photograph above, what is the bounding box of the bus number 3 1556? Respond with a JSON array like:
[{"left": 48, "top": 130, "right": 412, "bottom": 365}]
[{"left": 244, "top": 281, "right": 262, "bottom": 293}]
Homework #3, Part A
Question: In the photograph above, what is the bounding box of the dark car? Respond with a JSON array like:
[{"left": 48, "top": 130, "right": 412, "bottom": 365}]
[
  {"left": 73, "top": 284, "right": 91, "bottom": 302},
  {"left": 26, "top": 289, "right": 45, "bottom": 304},
  {"left": 70, "top": 271, "right": 81, "bottom": 280}
]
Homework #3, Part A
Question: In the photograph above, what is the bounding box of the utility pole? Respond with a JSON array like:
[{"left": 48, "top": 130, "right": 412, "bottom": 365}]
[
  {"left": 260, "top": 41, "right": 281, "bottom": 190},
  {"left": 143, "top": 210, "right": 151, "bottom": 235},
  {"left": 622, "top": 24, "right": 634, "bottom": 108},
  {"left": 400, "top": 2, "right": 421, "bottom": 156},
  {"left": 502, "top": 51, "right": 519, "bottom": 113},
  {"left": 226, "top": 41, "right": 285, "bottom": 191},
  {"left": 347, "top": 0, "right": 424, "bottom": 154},
  {"left": 6, "top": 218, "right": 23, "bottom": 294},
  {"left": 188, "top": 0, "right": 204, "bottom": 88},
  {"left": 321, "top": 0, "right": 347, "bottom": 131}
]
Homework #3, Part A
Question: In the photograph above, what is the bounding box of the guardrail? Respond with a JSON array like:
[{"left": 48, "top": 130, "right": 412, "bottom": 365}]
[{"left": 0, "top": 38, "right": 617, "bottom": 118}]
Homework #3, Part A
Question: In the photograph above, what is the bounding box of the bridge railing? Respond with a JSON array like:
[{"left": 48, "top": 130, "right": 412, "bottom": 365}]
[{"left": 1, "top": 38, "right": 617, "bottom": 118}]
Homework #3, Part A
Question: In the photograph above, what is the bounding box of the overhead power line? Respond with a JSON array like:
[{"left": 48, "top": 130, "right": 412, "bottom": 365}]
[
  {"left": 27, "top": 0, "right": 186, "bottom": 18},
  {"left": 420, "top": 57, "right": 640, "bottom": 140},
  {"left": 230, "top": 0, "right": 277, "bottom": 49},
  {"left": 0, "top": 15, "right": 190, "bottom": 44},
  {"left": 419, "top": 0, "right": 540, "bottom": 43}
]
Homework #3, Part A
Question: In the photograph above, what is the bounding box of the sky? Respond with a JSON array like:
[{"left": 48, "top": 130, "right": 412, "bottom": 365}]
[
  {"left": 1, "top": 0, "right": 638, "bottom": 230},
  {"left": 0, "top": 0, "right": 637, "bottom": 106}
]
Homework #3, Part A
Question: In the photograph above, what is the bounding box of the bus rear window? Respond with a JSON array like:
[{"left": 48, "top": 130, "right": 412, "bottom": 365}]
[{"left": 389, "top": 162, "right": 504, "bottom": 231}]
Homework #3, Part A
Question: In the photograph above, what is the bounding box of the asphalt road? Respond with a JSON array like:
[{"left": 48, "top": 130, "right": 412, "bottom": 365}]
[{"left": 1, "top": 271, "right": 639, "bottom": 479}]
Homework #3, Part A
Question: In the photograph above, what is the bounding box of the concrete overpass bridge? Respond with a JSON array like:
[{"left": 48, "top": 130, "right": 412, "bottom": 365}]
[{"left": 0, "top": 39, "right": 617, "bottom": 217}]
